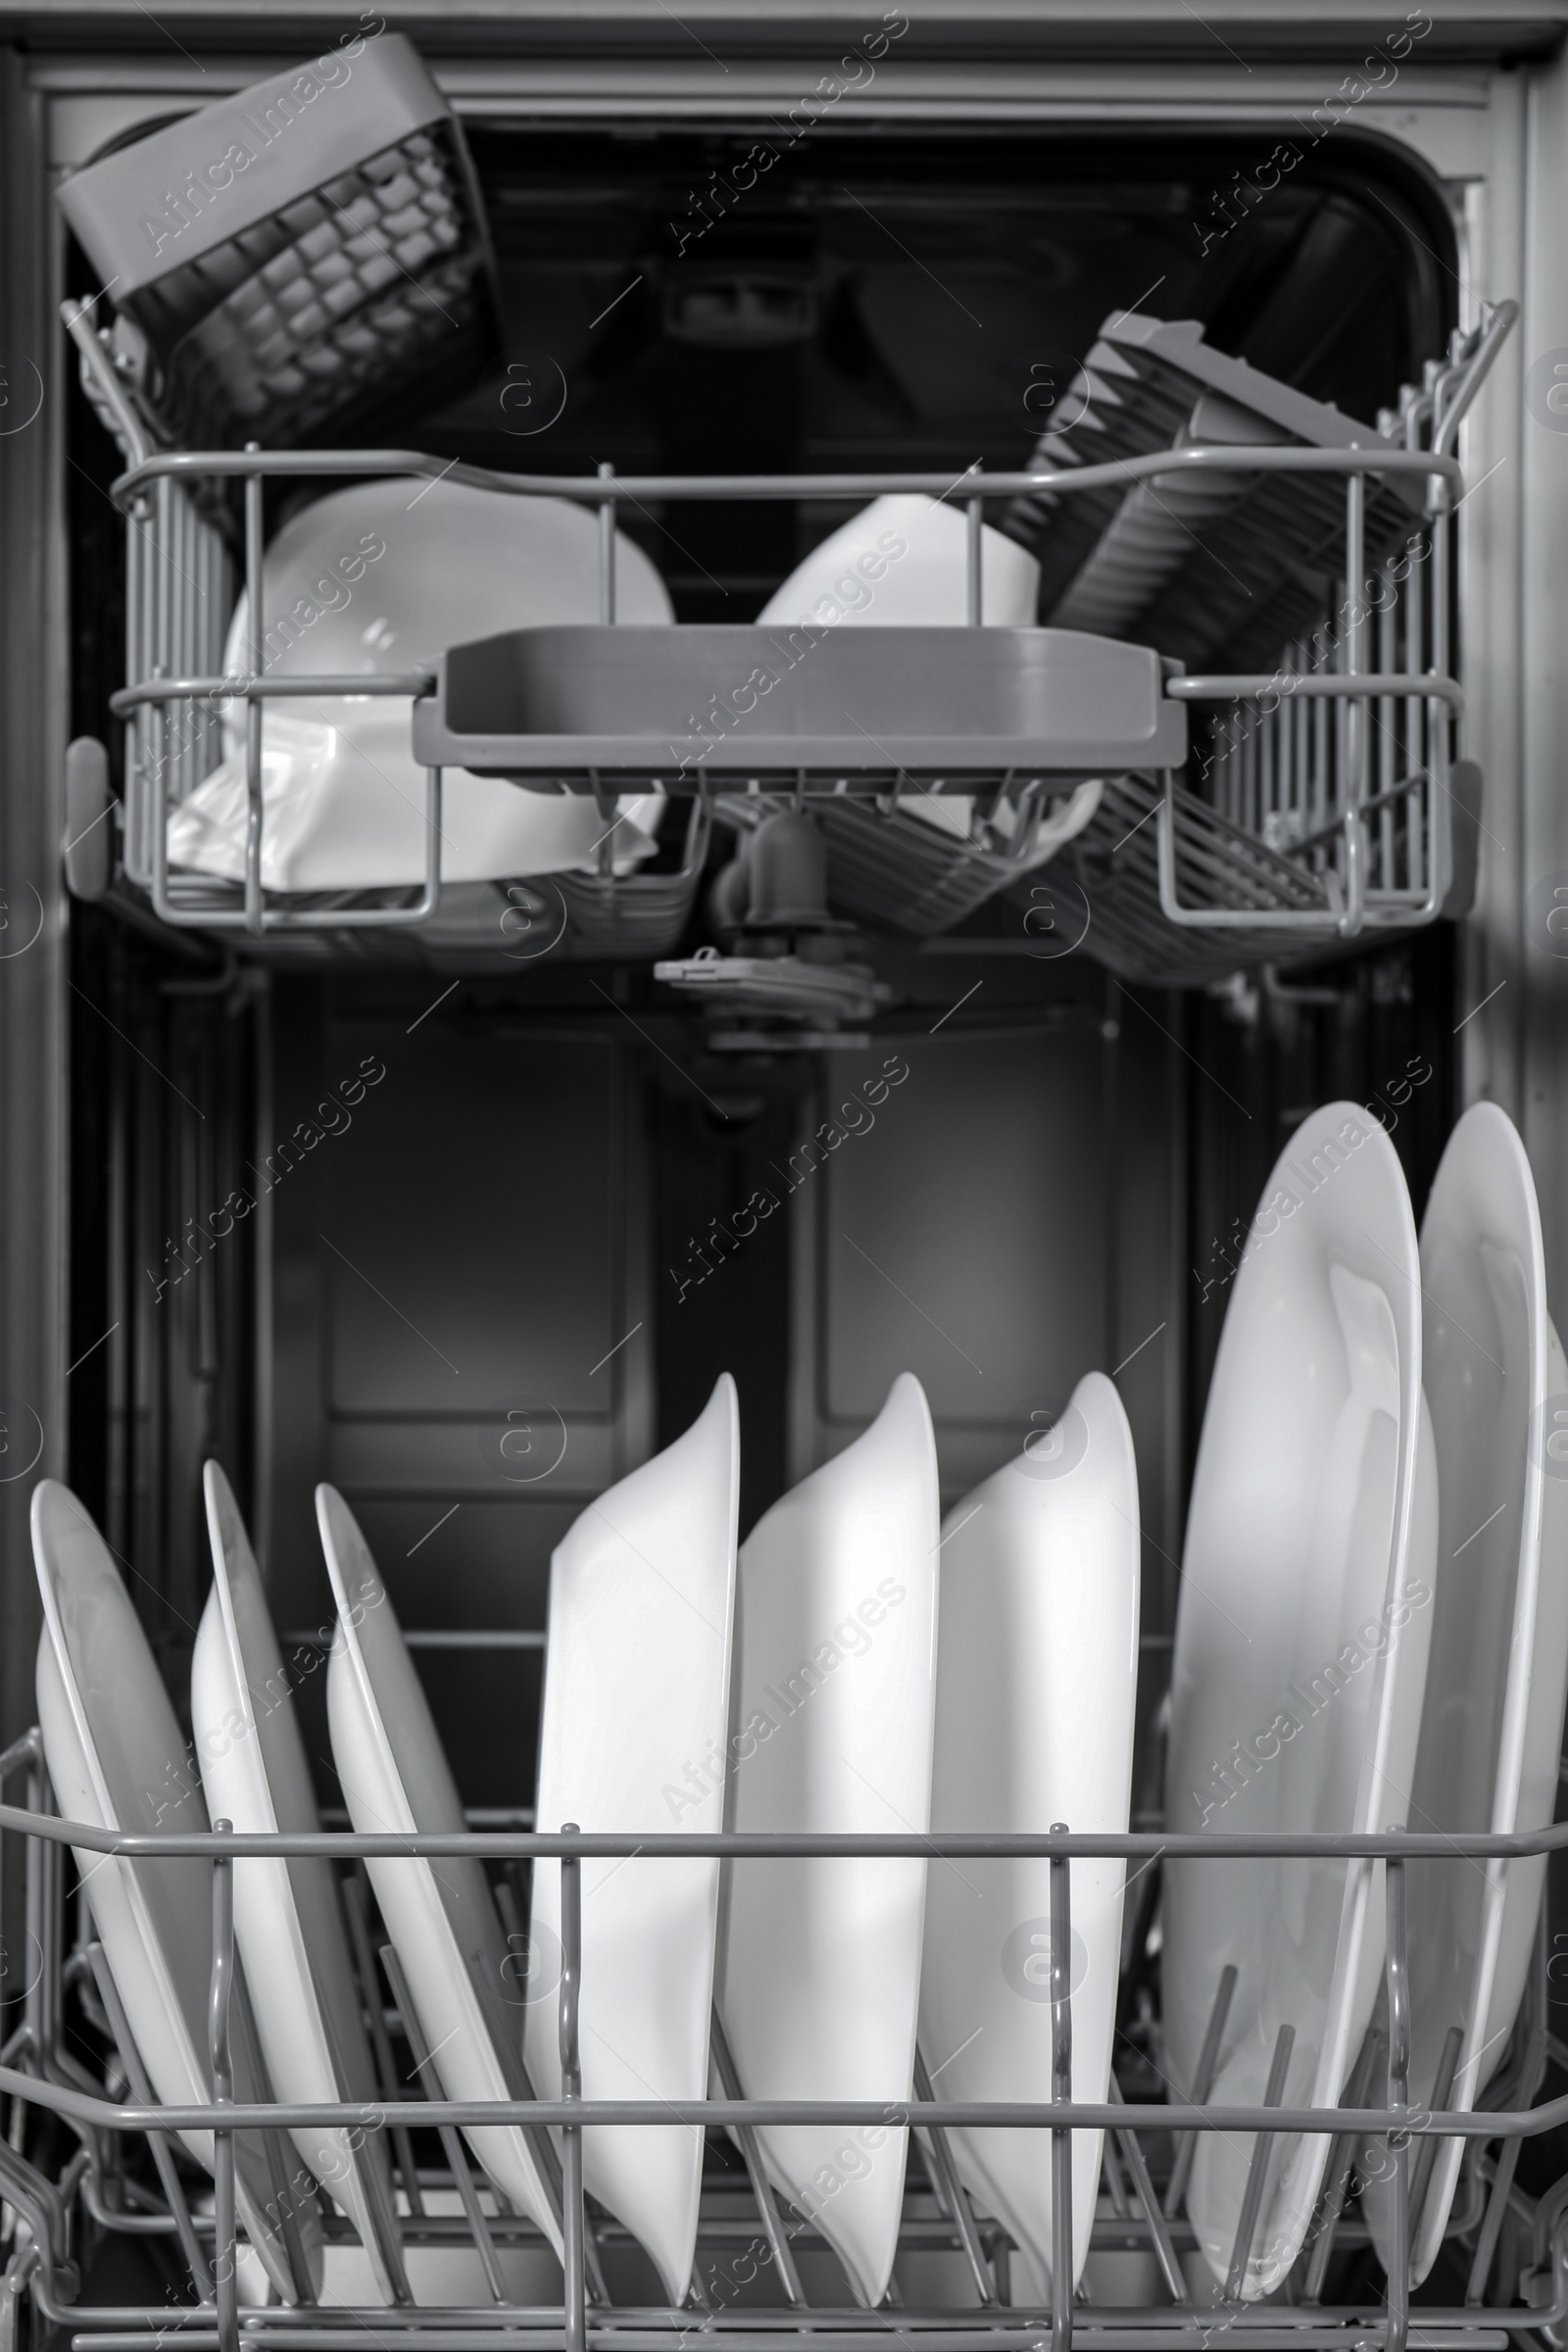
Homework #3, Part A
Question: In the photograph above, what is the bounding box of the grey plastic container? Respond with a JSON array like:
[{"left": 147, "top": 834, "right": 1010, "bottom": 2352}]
[
  {"left": 411, "top": 624, "right": 1188, "bottom": 787},
  {"left": 57, "top": 33, "right": 494, "bottom": 449}
]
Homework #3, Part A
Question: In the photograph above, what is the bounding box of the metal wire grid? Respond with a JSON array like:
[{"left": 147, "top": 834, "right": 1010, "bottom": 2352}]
[{"left": 1, "top": 1709, "right": 1566, "bottom": 2352}]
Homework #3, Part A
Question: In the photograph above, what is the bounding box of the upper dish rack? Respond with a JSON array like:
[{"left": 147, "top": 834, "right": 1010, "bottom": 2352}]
[{"left": 64, "top": 295, "right": 1514, "bottom": 980}]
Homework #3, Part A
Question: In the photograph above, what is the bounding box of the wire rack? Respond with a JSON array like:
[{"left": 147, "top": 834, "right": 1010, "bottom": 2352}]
[
  {"left": 0, "top": 1710, "right": 1565, "bottom": 2352},
  {"left": 64, "top": 295, "right": 1513, "bottom": 978}
]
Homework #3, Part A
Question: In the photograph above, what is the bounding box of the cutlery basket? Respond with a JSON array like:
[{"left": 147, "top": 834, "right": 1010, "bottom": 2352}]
[{"left": 57, "top": 33, "right": 495, "bottom": 454}]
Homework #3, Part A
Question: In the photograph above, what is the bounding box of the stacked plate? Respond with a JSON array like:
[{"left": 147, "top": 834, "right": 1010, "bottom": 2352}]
[
  {"left": 29, "top": 1098, "right": 1566, "bottom": 2311},
  {"left": 1164, "top": 1101, "right": 1568, "bottom": 2299}
]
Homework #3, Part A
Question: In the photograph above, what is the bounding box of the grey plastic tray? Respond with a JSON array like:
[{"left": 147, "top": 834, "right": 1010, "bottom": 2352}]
[{"left": 410, "top": 624, "right": 1188, "bottom": 788}]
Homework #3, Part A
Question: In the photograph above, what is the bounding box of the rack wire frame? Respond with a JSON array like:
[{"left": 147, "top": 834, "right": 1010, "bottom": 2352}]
[
  {"left": 64, "top": 291, "right": 1511, "bottom": 958},
  {"left": 2, "top": 1711, "right": 1566, "bottom": 2352}
]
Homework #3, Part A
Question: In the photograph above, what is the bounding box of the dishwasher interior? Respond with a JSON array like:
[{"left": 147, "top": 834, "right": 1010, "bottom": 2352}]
[{"left": 7, "top": 42, "right": 1562, "bottom": 2350}]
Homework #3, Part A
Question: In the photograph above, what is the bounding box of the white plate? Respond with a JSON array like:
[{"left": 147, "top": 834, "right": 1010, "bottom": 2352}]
[
  {"left": 1361, "top": 1104, "right": 1568, "bottom": 2280},
  {"left": 714, "top": 1372, "right": 940, "bottom": 2308},
  {"left": 192, "top": 1461, "right": 408, "bottom": 2304},
  {"left": 524, "top": 1376, "right": 739, "bottom": 2304},
  {"left": 919, "top": 1370, "right": 1140, "bottom": 2300},
  {"left": 170, "top": 479, "right": 671, "bottom": 891},
  {"left": 1162, "top": 1103, "right": 1439, "bottom": 2299},
  {"left": 320, "top": 1485, "right": 563, "bottom": 2261},
  {"left": 32, "top": 1480, "right": 320, "bottom": 2302}
]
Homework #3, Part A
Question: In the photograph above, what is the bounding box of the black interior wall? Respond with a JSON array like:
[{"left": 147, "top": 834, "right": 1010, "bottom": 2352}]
[{"left": 64, "top": 108, "right": 1459, "bottom": 1809}]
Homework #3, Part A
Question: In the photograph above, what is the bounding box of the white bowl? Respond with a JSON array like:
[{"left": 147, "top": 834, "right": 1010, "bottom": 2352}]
[{"left": 171, "top": 479, "right": 671, "bottom": 891}]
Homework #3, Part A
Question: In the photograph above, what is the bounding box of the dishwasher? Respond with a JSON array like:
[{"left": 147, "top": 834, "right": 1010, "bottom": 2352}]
[{"left": 0, "top": 7, "right": 1564, "bottom": 2349}]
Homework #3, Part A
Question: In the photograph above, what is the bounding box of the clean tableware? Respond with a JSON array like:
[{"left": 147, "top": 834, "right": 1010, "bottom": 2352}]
[
  {"left": 755, "top": 494, "right": 1097, "bottom": 861},
  {"left": 320, "top": 1485, "right": 563, "bottom": 2261},
  {"left": 524, "top": 1376, "right": 740, "bottom": 2305},
  {"left": 714, "top": 1372, "right": 940, "bottom": 2309},
  {"left": 32, "top": 1480, "right": 319, "bottom": 2302},
  {"left": 919, "top": 1370, "right": 1140, "bottom": 2301},
  {"left": 756, "top": 494, "right": 1039, "bottom": 631},
  {"left": 1163, "top": 1102, "right": 1439, "bottom": 2299},
  {"left": 192, "top": 1461, "right": 409, "bottom": 2305},
  {"left": 1361, "top": 1104, "right": 1568, "bottom": 2281},
  {"left": 169, "top": 480, "right": 670, "bottom": 891}
]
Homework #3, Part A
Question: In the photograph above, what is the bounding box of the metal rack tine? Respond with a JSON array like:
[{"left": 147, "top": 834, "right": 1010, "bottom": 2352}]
[
  {"left": 378, "top": 1942, "right": 511, "bottom": 2308},
  {"left": 342, "top": 1870, "right": 425, "bottom": 2220},
  {"left": 308, "top": 1931, "right": 413, "bottom": 2306},
  {"left": 911, "top": 2044, "right": 996, "bottom": 2307},
  {"left": 233, "top": 1975, "right": 318, "bottom": 2306},
  {"left": 460, "top": 1939, "right": 611, "bottom": 2307},
  {"left": 1099, "top": 2123, "right": 1133, "bottom": 2220},
  {"left": 1408, "top": 2023, "right": 1464, "bottom": 2253},
  {"left": 85, "top": 1945, "right": 213, "bottom": 2302},
  {"left": 1165, "top": 1963, "right": 1238, "bottom": 2218},
  {"left": 1223, "top": 2020, "right": 1295, "bottom": 2303},
  {"left": 710, "top": 2006, "right": 806, "bottom": 2308},
  {"left": 1301, "top": 2026, "right": 1384, "bottom": 2302},
  {"left": 1105, "top": 2075, "right": 1185, "bottom": 2303}
]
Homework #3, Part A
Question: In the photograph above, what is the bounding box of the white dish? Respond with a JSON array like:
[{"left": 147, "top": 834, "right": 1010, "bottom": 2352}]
[
  {"left": 319, "top": 2188, "right": 564, "bottom": 2308},
  {"left": 1162, "top": 1103, "right": 1439, "bottom": 2299},
  {"left": 714, "top": 1372, "right": 940, "bottom": 2308},
  {"left": 755, "top": 494, "right": 1096, "bottom": 858},
  {"left": 320, "top": 1485, "right": 563, "bottom": 2262},
  {"left": 32, "top": 1480, "right": 319, "bottom": 2302},
  {"left": 1361, "top": 1104, "right": 1568, "bottom": 2281},
  {"left": 170, "top": 479, "right": 671, "bottom": 891},
  {"left": 919, "top": 1370, "right": 1140, "bottom": 2300},
  {"left": 192, "top": 1461, "right": 408, "bottom": 2304},
  {"left": 756, "top": 494, "right": 1039, "bottom": 632},
  {"left": 524, "top": 1376, "right": 740, "bottom": 2305}
]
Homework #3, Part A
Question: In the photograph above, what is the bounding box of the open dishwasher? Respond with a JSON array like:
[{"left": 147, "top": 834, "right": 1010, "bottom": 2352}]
[{"left": 0, "top": 9, "right": 1565, "bottom": 2352}]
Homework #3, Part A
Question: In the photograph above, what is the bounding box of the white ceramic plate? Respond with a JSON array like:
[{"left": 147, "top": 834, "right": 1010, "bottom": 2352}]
[
  {"left": 1361, "top": 1104, "right": 1568, "bottom": 2281},
  {"left": 920, "top": 1370, "right": 1140, "bottom": 2300},
  {"left": 1162, "top": 1103, "right": 1439, "bottom": 2299},
  {"left": 320, "top": 1485, "right": 563, "bottom": 2261},
  {"left": 170, "top": 480, "right": 671, "bottom": 891},
  {"left": 32, "top": 1480, "right": 319, "bottom": 2302},
  {"left": 524, "top": 1376, "right": 739, "bottom": 2304},
  {"left": 714, "top": 1372, "right": 940, "bottom": 2308},
  {"left": 192, "top": 1461, "right": 408, "bottom": 2304}
]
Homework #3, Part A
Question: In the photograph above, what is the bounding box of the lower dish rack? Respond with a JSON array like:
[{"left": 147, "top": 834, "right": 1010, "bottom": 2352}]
[{"left": 1, "top": 1730, "right": 1566, "bottom": 2352}]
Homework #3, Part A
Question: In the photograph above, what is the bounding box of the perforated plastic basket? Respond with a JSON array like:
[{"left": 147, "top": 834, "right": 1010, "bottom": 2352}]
[{"left": 58, "top": 34, "right": 495, "bottom": 450}]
